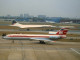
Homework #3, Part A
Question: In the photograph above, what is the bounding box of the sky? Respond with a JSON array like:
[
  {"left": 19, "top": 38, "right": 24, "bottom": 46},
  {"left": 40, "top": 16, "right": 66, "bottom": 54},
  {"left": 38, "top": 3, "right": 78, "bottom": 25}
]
[{"left": 0, "top": 0, "right": 80, "bottom": 18}]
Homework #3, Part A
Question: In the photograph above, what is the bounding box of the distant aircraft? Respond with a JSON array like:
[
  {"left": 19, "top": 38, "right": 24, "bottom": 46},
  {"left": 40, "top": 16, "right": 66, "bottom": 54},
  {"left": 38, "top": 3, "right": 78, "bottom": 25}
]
[
  {"left": 46, "top": 21, "right": 56, "bottom": 23},
  {"left": 59, "top": 26, "right": 74, "bottom": 28},
  {"left": 10, "top": 20, "right": 55, "bottom": 28},
  {"left": 2, "top": 28, "right": 69, "bottom": 44}
]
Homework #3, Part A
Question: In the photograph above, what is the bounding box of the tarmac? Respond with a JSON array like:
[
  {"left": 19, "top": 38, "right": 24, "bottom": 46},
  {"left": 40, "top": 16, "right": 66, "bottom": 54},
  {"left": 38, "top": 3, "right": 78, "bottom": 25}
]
[
  {"left": 0, "top": 29, "right": 80, "bottom": 34},
  {"left": 0, "top": 37, "right": 80, "bottom": 60}
]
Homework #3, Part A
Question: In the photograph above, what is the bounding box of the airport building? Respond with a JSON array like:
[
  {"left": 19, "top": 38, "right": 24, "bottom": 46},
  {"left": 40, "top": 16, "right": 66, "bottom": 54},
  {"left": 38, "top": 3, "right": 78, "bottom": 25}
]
[
  {"left": 60, "top": 18, "right": 80, "bottom": 23},
  {"left": 38, "top": 15, "right": 46, "bottom": 18},
  {"left": 0, "top": 18, "right": 14, "bottom": 21},
  {"left": 20, "top": 14, "right": 23, "bottom": 18},
  {"left": 24, "top": 14, "right": 30, "bottom": 18},
  {"left": 15, "top": 18, "right": 30, "bottom": 22}
]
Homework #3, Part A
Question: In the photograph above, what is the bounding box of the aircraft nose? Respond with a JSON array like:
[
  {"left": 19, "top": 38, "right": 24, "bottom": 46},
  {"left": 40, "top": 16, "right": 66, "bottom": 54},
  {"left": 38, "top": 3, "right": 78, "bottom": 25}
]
[
  {"left": 2, "top": 36, "right": 7, "bottom": 39},
  {"left": 2, "top": 33, "right": 6, "bottom": 36},
  {"left": 2, "top": 33, "right": 7, "bottom": 39}
]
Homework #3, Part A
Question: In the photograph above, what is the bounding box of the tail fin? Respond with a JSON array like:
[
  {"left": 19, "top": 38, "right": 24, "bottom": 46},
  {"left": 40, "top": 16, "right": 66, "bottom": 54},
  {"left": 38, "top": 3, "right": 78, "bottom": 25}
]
[
  {"left": 11, "top": 20, "right": 22, "bottom": 26},
  {"left": 56, "top": 28, "right": 69, "bottom": 35},
  {"left": 12, "top": 20, "right": 17, "bottom": 25}
]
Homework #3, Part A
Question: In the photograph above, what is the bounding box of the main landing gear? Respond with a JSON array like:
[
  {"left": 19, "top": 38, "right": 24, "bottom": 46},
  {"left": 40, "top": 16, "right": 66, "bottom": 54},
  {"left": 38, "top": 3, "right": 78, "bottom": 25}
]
[
  {"left": 12, "top": 40, "right": 14, "bottom": 43},
  {"left": 39, "top": 41, "right": 45, "bottom": 44}
]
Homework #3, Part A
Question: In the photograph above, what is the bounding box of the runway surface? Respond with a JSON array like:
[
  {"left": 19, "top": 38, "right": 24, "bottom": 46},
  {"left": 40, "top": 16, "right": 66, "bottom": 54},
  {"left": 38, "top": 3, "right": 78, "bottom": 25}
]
[
  {"left": 0, "top": 37, "right": 80, "bottom": 60},
  {"left": 0, "top": 29, "right": 80, "bottom": 34}
]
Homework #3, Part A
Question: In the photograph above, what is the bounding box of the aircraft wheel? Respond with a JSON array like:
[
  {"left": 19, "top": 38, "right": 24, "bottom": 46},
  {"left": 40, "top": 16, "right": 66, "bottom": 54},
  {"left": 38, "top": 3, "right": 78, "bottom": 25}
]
[
  {"left": 40, "top": 41, "right": 45, "bottom": 44},
  {"left": 12, "top": 40, "right": 14, "bottom": 43}
]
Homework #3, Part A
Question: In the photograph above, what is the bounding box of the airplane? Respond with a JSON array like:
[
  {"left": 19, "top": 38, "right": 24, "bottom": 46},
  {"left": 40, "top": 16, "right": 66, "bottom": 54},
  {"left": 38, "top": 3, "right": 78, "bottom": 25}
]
[
  {"left": 10, "top": 20, "right": 55, "bottom": 28},
  {"left": 2, "top": 28, "right": 69, "bottom": 44},
  {"left": 46, "top": 21, "right": 56, "bottom": 23}
]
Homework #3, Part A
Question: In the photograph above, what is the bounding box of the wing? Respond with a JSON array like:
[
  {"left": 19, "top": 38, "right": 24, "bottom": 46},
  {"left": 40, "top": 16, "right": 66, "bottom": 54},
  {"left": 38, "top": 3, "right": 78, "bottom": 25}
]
[
  {"left": 30, "top": 38, "right": 52, "bottom": 41},
  {"left": 30, "top": 38, "right": 56, "bottom": 42}
]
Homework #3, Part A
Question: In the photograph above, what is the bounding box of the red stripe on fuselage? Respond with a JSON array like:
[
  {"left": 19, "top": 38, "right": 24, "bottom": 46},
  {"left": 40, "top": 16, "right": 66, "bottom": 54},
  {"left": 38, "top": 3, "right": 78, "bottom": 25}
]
[{"left": 8, "top": 36, "right": 49, "bottom": 38}]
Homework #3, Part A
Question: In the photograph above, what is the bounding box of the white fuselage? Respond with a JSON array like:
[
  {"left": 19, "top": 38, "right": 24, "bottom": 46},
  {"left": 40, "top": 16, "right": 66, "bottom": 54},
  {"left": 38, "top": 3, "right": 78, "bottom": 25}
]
[
  {"left": 3, "top": 34, "right": 66, "bottom": 40},
  {"left": 11, "top": 23, "right": 53, "bottom": 28}
]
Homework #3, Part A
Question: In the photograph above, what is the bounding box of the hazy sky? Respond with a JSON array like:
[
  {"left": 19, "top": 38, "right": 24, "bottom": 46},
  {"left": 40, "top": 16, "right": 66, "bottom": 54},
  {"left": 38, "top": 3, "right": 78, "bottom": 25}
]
[{"left": 0, "top": 0, "right": 80, "bottom": 18}]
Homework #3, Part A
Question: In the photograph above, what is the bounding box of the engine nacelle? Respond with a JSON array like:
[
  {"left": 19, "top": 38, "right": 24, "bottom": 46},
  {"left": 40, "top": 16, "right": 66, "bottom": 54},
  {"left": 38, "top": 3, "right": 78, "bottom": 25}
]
[{"left": 49, "top": 35, "right": 60, "bottom": 39}]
